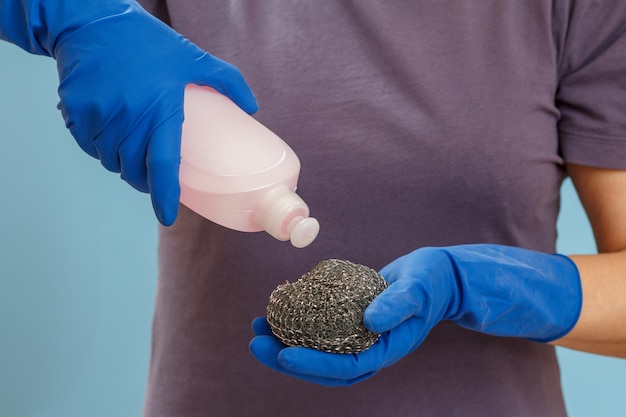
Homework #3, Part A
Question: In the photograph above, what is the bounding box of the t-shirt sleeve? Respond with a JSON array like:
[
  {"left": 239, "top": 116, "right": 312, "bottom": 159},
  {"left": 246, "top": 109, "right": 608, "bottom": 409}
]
[{"left": 556, "top": 3, "right": 626, "bottom": 169}]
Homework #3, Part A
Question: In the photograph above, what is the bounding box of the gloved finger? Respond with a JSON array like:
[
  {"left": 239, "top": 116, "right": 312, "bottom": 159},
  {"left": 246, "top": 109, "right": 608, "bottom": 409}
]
[
  {"left": 249, "top": 335, "right": 361, "bottom": 387},
  {"left": 363, "top": 277, "right": 428, "bottom": 334},
  {"left": 251, "top": 317, "right": 274, "bottom": 336},
  {"left": 57, "top": 77, "right": 101, "bottom": 161},
  {"left": 65, "top": 119, "right": 99, "bottom": 160},
  {"left": 277, "top": 344, "right": 383, "bottom": 381},
  {"left": 92, "top": 134, "right": 122, "bottom": 174},
  {"left": 375, "top": 316, "right": 432, "bottom": 368},
  {"left": 278, "top": 315, "right": 430, "bottom": 380},
  {"left": 146, "top": 112, "right": 183, "bottom": 226},
  {"left": 194, "top": 54, "right": 259, "bottom": 115},
  {"left": 119, "top": 127, "right": 150, "bottom": 193},
  {"left": 249, "top": 334, "right": 287, "bottom": 365}
]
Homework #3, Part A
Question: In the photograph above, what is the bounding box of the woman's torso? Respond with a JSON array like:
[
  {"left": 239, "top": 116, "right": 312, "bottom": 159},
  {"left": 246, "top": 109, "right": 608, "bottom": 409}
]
[{"left": 140, "top": 1, "right": 596, "bottom": 415}]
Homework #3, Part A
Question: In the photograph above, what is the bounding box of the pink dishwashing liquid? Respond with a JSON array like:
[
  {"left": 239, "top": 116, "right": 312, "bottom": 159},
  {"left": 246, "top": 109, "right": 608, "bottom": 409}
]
[{"left": 179, "top": 84, "right": 319, "bottom": 248}]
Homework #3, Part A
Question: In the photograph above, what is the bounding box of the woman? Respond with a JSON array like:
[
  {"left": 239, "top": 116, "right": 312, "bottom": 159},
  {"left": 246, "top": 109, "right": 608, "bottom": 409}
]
[{"left": 2, "top": 0, "right": 625, "bottom": 415}]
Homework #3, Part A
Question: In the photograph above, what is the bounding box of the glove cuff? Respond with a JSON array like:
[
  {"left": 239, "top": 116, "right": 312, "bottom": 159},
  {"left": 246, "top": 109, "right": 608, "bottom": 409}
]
[
  {"left": 1, "top": 0, "right": 144, "bottom": 56},
  {"left": 443, "top": 244, "right": 583, "bottom": 342},
  {"left": 530, "top": 253, "right": 583, "bottom": 343}
]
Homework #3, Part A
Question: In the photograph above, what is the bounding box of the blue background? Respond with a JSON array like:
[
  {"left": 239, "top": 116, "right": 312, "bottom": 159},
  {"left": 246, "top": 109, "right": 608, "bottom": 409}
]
[{"left": 1, "top": 41, "right": 625, "bottom": 416}]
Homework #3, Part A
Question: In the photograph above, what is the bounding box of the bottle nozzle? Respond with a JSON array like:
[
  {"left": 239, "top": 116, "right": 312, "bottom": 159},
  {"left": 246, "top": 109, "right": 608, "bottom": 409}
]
[{"left": 287, "top": 216, "right": 320, "bottom": 248}]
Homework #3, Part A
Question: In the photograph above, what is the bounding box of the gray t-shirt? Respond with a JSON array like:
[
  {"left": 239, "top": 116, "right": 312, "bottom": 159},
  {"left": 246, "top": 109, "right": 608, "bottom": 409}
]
[{"left": 139, "top": 1, "right": 626, "bottom": 416}]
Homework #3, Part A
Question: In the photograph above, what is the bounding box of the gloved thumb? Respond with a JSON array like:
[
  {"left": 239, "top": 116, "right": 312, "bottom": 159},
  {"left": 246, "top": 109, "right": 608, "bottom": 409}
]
[
  {"left": 363, "top": 278, "right": 428, "bottom": 334},
  {"left": 146, "top": 113, "right": 183, "bottom": 226}
]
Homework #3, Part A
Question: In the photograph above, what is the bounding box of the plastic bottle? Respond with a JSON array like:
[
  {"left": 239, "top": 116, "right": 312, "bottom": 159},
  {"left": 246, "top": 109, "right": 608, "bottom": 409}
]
[{"left": 178, "top": 84, "right": 319, "bottom": 248}]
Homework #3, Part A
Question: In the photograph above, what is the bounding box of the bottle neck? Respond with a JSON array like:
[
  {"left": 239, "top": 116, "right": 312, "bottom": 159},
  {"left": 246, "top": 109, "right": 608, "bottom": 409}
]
[{"left": 254, "top": 186, "right": 319, "bottom": 247}]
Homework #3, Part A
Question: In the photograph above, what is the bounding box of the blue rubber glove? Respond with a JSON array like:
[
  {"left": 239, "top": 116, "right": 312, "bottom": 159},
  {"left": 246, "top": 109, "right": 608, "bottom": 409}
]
[
  {"left": 0, "top": 0, "right": 258, "bottom": 225},
  {"left": 250, "top": 244, "right": 582, "bottom": 386}
]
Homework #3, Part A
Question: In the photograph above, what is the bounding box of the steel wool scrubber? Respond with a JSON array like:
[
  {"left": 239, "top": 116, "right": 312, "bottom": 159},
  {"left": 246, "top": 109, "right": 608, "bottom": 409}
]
[{"left": 266, "top": 259, "right": 388, "bottom": 354}]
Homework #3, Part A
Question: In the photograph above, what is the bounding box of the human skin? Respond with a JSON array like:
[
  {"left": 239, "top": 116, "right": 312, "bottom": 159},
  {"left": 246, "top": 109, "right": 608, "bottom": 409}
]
[{"left": 551, "top": 164, "right": 626, "bottom": 358}]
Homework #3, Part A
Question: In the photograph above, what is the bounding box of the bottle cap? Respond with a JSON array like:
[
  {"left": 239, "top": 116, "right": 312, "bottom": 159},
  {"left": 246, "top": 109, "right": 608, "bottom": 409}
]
[{"left": 288, "top": 216, "right": 320, "bottom": 248}]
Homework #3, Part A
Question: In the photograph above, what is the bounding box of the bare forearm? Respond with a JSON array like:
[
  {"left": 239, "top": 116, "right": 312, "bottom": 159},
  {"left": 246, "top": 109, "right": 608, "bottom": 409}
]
[{"left": 550, "top": 252, "right": 626, "bottom": 358}]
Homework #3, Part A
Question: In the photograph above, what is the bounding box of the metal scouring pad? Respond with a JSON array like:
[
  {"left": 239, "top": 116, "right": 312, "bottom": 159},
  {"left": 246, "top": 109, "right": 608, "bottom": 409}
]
[{"left": 266, "top": 259, "right": 388, "bottom": 354}]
